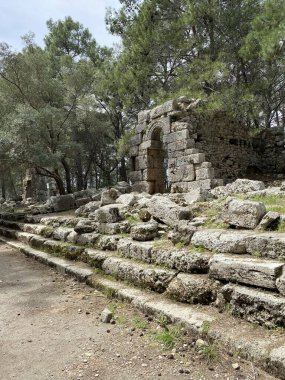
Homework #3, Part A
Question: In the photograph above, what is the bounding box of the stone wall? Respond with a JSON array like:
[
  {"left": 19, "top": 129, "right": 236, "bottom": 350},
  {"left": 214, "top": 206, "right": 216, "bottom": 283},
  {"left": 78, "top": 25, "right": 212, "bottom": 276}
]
[
  {"left": 129, "top": 98, "right": 285, "bottom": 193},
  {"left": 253, "top": 127, "right": 285, "bottom": 178}
]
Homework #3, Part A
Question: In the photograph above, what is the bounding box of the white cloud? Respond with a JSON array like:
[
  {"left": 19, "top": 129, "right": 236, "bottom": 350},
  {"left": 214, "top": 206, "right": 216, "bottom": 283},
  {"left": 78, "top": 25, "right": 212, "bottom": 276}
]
[{"left": 0, "top": 0, "right": 120, "bottom": 50}]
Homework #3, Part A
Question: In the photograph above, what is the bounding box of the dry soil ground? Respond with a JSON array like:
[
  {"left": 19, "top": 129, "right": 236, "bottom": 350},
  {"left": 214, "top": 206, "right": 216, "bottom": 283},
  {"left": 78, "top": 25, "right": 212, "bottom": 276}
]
[{"left": 0, "top": 242, "right": 276, "bottom": 380}]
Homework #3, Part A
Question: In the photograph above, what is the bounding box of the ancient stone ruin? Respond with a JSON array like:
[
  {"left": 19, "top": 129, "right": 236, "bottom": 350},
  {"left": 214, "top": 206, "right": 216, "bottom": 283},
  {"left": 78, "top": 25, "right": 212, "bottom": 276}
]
[{"left": 129, "top": 98, "right": 285, "bottom": 194}]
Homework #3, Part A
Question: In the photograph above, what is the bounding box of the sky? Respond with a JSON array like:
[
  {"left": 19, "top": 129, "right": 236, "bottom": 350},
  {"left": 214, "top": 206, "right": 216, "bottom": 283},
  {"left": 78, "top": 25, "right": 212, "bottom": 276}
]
[{"left": 0, "top": 0, "right": 121, "bottom": 51}]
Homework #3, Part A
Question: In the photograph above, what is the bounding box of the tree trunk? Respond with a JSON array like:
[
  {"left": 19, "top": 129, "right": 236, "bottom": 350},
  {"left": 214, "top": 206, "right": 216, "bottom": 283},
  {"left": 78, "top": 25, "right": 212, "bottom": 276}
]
[
  {"left": 61, "top": 158, "right": 72, "bottom": 193},
  {"left": 75, "top": 154, "right": 84, "bottom": 191},
  {"left": 1, "top": 177, "right": 6, "bottom": 199},
  {"left": 54, "top": 168, "right": 66, "bottom": 195}
]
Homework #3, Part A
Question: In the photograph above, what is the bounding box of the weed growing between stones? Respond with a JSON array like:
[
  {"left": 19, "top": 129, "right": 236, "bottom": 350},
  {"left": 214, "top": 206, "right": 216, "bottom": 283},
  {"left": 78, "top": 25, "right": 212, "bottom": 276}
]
[
  {"left": 201, "top": 320, "right": 211, "bottom": 335},
  {"left": 175, "top": 241, "right": 187, "bottom": 249},
  {"left": 126, "top": 216, "right": 141, "bottom": 224},
  {"left": 277, "top": 220, "right": 285, "bottom": 233},
  {"left": 199, "top": 342, "right": 219, "bottom": 363},
  {"left": 153, "top": 324, "right": 184, "bottom": 349}
]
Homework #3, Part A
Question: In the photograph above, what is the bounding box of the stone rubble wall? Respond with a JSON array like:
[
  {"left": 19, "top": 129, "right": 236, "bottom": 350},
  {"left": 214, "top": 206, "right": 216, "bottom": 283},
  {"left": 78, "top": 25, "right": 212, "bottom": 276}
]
[{"left": 129, "top": 98, "right": 285, "bottom": 193}]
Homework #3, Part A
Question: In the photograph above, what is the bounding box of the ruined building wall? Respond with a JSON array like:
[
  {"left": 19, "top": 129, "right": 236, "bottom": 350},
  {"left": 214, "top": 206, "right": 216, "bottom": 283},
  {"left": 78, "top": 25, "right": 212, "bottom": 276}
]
[
  {"left": 253, "top": 127, "right": 285, "bottom": 178},
  {"left": 129, "top": 98, "right": 285, "bottom": 194}
]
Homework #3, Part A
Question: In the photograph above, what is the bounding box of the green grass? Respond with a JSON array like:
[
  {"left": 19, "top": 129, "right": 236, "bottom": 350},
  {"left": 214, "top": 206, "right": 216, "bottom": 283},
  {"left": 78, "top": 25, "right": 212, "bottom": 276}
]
[
  {"left": 153, "top": 324, "right": 183, "bottom": 349},
  {"left": 175, "top": 241, "right": 187, "bottom": 249},
  {"left": 133, "top": 315, "right": 150, "bottom": 330},
  {"left": 277, "top": 220, "right": 285, "bottom": 233},
  {"left": 247, "top": 194, "right": 285, "bottom": 213},
  {"left": 188, "top": 245, "right": 207, "bottom": 253},
  {"left": 201, "top": 320, "right": 211, "bottom": 334},
  {"left": 126, "top": 215, "right": 141, "bottom": 224},
  {"left": 199, "top": 342, "right": 218, "bottom": 363}
]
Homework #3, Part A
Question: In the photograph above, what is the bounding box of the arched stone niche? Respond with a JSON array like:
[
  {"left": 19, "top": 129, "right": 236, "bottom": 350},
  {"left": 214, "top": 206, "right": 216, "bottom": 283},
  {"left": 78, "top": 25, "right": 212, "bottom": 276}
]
[{"left": 144, "top": 121, "right": 167, "bottom": 194}]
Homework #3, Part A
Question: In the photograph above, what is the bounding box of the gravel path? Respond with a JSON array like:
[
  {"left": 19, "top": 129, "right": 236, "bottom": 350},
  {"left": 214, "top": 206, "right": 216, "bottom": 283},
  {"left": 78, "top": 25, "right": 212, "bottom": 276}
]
[{"left": 0, "top": 243, "right": 275, "bottom": 380}]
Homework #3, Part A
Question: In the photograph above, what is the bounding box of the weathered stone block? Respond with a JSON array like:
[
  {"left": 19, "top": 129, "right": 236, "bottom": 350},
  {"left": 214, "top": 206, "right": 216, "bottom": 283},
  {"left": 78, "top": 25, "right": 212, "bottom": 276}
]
[
  {"left": 222, "top": 198, "right": 266, "bottom": 229},
  {"left": 48, "top": 194, "right": 75, "bottom": 212},
  {"left": 101, "top": 188, "right": 121, "bottom": 206},
  {"left": 74, "top": 219, "right": 98, "bottom": 234},
  {"left": 189, "top": 153, "right": 205, "bottom": 164},
  {"left": 135, "top": 155, "right": 148, "bottom": 170},
  {"left": 148, "top": 195, "right": 191, "bottom": 227},
  {"left": 168, "top": 139, "right": 195, "bottom": 151},
  {"left": 129, "top": 145, "right": 139, "bottom": 156},
  {"left": 137, "top": 110, "right": 150, "bottom": 124},
  {"left": 130, "top": 221, "right": 158, "bottom": 241},
  {"left": 130, "top": 133, "right": 142, "bottom": 146},
  {"left": 192, "top": 230, "right": 248, "bottom": 253},
  {"left": 169, "top": 165, "right": 195, "bottom": 183},
  {"left": 94, "top": 205, "right": 122, "bottom": 223},
  {"left": 131, "top": 181, "right": 151, "bottom": 193},
  {"left": 195, "top": 167, "right": 215, "bottom": 180},
  {"left": 171, "top": 122, "right": 190, "bottom": 132},
  {"left": 209, "top": 255, "right": 283, "bottom": 289},
  {"left": 166, "top": 273, "right": 219, "bottom": 304},
  {"left": 200, "top": 162, "right": 212, "bottom": 169},
  {"left": 98, "top": 222, "right": 121, "bottom": 235},
  {"left": 116, "top": 193, "right": 138, "bottom": 207},
  {"left": 150, "top": 99, "right": 178, "bottom": 119},
  {"left": 258, "top": 211, "right": 280, "bottom": 230},
  {"left": 221, "top": 284, "right": 285, "bottom": 328},
  {"left": 129, "top": 171, "right": 143, "bottom": 183},
  {"left": 164, "top": 130, "right": 190, "bottom": 144}
]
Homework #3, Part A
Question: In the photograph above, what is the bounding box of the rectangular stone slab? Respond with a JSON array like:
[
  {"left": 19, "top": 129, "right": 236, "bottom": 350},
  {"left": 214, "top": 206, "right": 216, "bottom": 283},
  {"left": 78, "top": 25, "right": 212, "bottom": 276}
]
[{"left": 209, "top": 255, "right": 284, "bottom": 289}]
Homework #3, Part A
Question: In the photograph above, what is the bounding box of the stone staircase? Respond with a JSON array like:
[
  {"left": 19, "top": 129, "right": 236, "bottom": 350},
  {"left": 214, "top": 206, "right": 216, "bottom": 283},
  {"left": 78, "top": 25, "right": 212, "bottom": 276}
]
[{"left": 1, "top": 211, "right": 285, "bottom": 378}]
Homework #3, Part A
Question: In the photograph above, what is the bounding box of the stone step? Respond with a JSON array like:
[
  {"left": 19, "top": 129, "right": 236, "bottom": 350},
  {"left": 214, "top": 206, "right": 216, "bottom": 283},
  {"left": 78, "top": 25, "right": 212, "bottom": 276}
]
[
  {"left": 0, "top": 224, "right": 218, "bottom": 303},
  {"left": 0, "top": 219, "right": 100, "bottom": 247},
  {"left": 1, "top": 234, "right": 285, "bottom": 380},
  {"left": 191, "top": 229, "right": 285, "bottom": 259},
  {"left": 0, "top": 219, "right": 213, "bottom": 274},
  {"left": 209, "top": 254, "right": 284, "bottom": 290},
  {"left": 0, "top": 226, "right": 85, "bottom": 260},
  {"left": 0, "top": 212, "right": 26, "bottom": 221},
  {"left": 219, "top": 284, "right": 285, "bottom": 329},
  {"left": 118, "top": 238, "right": 212, "bottom": 274},
  {"left": 83, "top": 248, "right": 218, "bottom": 300}
]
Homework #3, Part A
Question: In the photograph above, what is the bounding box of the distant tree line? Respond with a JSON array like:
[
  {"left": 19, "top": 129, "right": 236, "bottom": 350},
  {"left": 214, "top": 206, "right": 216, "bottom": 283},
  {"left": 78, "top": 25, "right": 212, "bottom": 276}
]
[{"left": 0, "top": 0, "right": 284, "bottom": 197}]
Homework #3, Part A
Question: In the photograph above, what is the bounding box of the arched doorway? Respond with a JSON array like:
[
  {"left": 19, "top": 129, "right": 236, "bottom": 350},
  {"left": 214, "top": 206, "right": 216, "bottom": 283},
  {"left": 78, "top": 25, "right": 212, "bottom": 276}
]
[{"left": 147, "top": 126, "right": 168, "bottom": 194}]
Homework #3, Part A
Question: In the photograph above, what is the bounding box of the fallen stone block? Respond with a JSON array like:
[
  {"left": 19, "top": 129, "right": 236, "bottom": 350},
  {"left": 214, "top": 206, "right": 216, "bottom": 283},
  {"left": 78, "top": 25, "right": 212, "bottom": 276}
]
[
  {"left": 98, "top": 235, "right": 120, "bottom": 251},
  {"left": 130, "top": 222, "right": 158, "bottom": 241},
  {"left": 74, "top": 219, "right": 98, "bottom": 234},
  {"left": 148, "top": 195, "right": 191, "bottom": 227},
  {"left": 222, "top": 198, "right": 266, "bottom": 229},
  {"left": 101, "top": 188, "right": 121, "bottom": 206},
  {"left": 257, "top": 211, "right": 280, "bottom": 231},
  {"left": 94, "top": 205, "right": 122, "bottom": 223},
  {"left": 47, "top": 194, "right": 75, "bottom": 212}
]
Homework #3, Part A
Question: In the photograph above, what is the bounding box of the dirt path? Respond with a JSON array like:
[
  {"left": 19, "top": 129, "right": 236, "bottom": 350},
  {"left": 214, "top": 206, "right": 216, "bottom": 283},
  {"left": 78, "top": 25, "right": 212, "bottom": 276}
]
[{"left": 0, "top": 243, "right": 275, "bottom": 380}]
